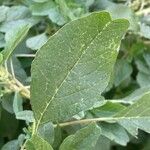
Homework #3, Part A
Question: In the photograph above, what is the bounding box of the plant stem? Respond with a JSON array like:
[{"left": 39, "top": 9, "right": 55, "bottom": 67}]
[
  {"left": 0, "top": 66, "right": 30, "bottom": 99},
  {"left": 53, "top": 117, "right": 115, "bottom": 128}
]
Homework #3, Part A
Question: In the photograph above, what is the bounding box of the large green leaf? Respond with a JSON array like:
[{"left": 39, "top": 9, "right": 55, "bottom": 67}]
[
  {"left": 31, "top": 12, "right": 129, "bottom": 128},
  {"left": 59, "top": 123, "right": 101, "bottom": 150}
]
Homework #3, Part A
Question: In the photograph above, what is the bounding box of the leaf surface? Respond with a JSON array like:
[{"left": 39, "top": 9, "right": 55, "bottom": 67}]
[{"left": 31, "top": 12, "right": 129, "bottom": 127}]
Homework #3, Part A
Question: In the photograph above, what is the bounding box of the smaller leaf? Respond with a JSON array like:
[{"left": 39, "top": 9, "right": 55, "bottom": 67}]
[
  {"left": 1, "top": 93, "right": 14, "bottom": 114},
  {"left": 100, "top": 123, "right": 129, "bottom": 146},
  {"left": 13, "top": 92, "right": 23, "bottom": 114},
  {"left": 2, "top": 24, "right": 30, "bottom": 62},
  {"left": 26, "top": 134, "right": 53, "bottom": 150},
  {"left": 16, "top": 110, "right": 35, "bottom": 122},
  {"left": 6, "top": 6, "right": 30, "bottom": 22},
  {"left": 26, "top": 33, "right": 48, "bottom": 50},
  {"left": 107, "top": 4, "right": 139, "bottom": 31},
  {"left": 1, "top": 140, "right": 19, "bottom": 150},
  {"left": 0, "top": 6, "right": 9, "bottom": 23},
  {"left": 114, "top": 59, "right": 132, "bottom": 86},
  {"left": 140, "top": 23, "right": 150, "bottom": 39},
  {"left": 38, "top": 122, "right": 54, "bottom": 145},
  {"left": 59, "top": 123, "right": 101, "bottom": 150},
  {"left": 91, "top": 101, "right": 125, "bottom": 117}
]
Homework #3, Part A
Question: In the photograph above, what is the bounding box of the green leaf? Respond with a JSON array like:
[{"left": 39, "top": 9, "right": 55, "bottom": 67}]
[
  {"left": 6, "top": 6, "right": 30, "bottom": 22},
  {"left": 106, "top": 4, "right": 139, "bottom": 31},
  {"left": 59, "top": 123, "right": 101, "bottom": 150},
  {"left": 13, "top": 92, "right": 23, "bottom": 114},
  {"left": 91, "top": 101, "right": 125, "bottom": 117},
  {"left": 135, "top": 52, "right": 150, "bottom": 87},
  {"left": 30, "top": 1, "right": 66, "bottom": 25},
  {"left": 114, "top": 59, "right": 132, "bottom": 86},
  {"left": 16, "top": 110, "right": 35, "bottom": 122},
  {"left": 0, "top": 108, "right": 18, "bottom": 138},
  {"left": 111, "top": 86, "right": 150, "bottom": 104},
  {"left": 26, "top": 134, "right": 53, "bottom": 150},
  {"left": 37, "top": 122, "right": 54, "bottom": 145},
  {"left": 0, "top": 33, "right": 5, "bottom": 48},
  {"left": 1, "top": 140, "right": 19, "bottom": 150},
  {"left": 30, "top": 1, "right": 56, "bottom": 16},
  {"left": 115, "top": 92, "right": 150, "bottom": 137},
  {"left": 2, "top": 24, "right": 30, "bottom": 62},
  {"left": 26, "top": 33, "right": 48, "bottom": 50},
  {"left": 33, "top": 0, "right": 48, "bottom": 2},
  {"left": 0, "top": 6, "right": 9, "bottom": 23},
  {"left": 100, "top": 123, "right": 129, "bottom": 146},
  {"left": 140, "top": 23, "right": 150, "bottom": 39},
  {"left": 31, "top": 12, "right": 129, "bottom": 126},
  {"left": 1, "top": 93, "right": 14, "bottom": 114}
]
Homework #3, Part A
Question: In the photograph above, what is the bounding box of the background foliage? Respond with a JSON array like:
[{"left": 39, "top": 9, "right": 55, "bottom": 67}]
[{"left": 0, "top": 0, "right": 150, "bottom": 150}]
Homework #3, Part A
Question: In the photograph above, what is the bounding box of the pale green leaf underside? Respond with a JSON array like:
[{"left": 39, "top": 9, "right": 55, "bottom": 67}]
[
  {"left": 59, "top": 123, "right": 101, "bottom": 150},
  {"left": 31, "top": 12, "right": 129, "bottom": 127},
  {"left": 115, "top": 92, "right": 150, "bottom": 136},
  {"left": 2, "top": 24, "right": 30, "bottom": 62}
]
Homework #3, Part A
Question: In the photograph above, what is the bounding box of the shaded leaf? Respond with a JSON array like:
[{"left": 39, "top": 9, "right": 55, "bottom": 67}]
[
  {"left": 38, "top": 122, "right": 54, "bottom": 145},
  {"left": 26, "top": 33, "right": 48, "bottom": 50},
  {"left": 2, "top": 24, "right": 30, "bottom": 62},
  {"left": 0, "top": 6, "right": 9, "bottom": 23},
  {"left": 16, "top": 110, "right": 35, "bottom": 122},
  {"left": 59, "top": 123, "right": 101, "bottom": 150},
  {"left": 26, "top": 134, "right": 53, "bottom": 150},
  {"left": 115, "top": 92, "right": 150, "bottom": 137},
  {"left": 114, "top": 59, "right": 132, "bottom": 86},
  {"left": 100, "top": 123, "right": 129, "bottom": 146},
  {"left": 1, "top": 140, "right": 19, "bottom": 150}
]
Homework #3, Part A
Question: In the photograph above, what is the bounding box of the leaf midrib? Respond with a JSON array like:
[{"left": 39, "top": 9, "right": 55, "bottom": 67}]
[{"left": 35, "top": 21, "right": 112, "bottom": 131}]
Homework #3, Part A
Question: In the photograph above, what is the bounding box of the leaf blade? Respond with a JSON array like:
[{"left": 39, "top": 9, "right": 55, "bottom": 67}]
[{"left": 31, "top": 12, "right": 129, "bottom": 127}]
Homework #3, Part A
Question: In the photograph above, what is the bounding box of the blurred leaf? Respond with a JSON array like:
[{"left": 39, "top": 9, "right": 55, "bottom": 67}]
[
  {"left": 30, "top": 1, "right": 66, "bottom": 25},
  {"left": 37, "top": 122, "right": 54, "bottom": 145},
  {"left": 111, "top": 86, "right": 150, "bottom": 104},
  {"left": 115, "top": 92, "right": 150, "bottom": 137},
  {"left": 52, "top": 125, "right": 62, "bottom": 149},
  {"left": 114, "top": 59, "right": 132, "bottom": 86},
  {"left": 2, "top": 24, "right": 30, "bottom": 62},
  {"left": 0, "top": 108, "right": 18, "bottom": 138},
  {"left": 59, "top": 123, "right": 101, "bottom": 150},
  {"left": 16, "top": 110, "right": 35, "bottom": 122},
  {"left": 135, "top": 52, "right": 150, "bottom": 87},
  {"left": 140, "top": 23, "right": 150, "bottom": 39},
  {"left": 100, "top": 123, "right": 129, "bottom": 146},
  {"left": 0, "top": 6, "right": 9, "bottom": 23},
  {"left": 6, "top": 6, "right": 30, "bottom": 21},
  {"left": 13, "top": 92, "right": 23, "bottom": 114},
  {"left": 91, "top": 102, "right": 125, "bottom": 117},
  {"left": 1, "top": 93, "right": 14, "bottom": 114},
  {"left": 26, "top": 134, "right": 53, "bottom": 150},
  {"left": 26, "top": 33, "right": 48, "bottom": 50},
  {"left": 0, "top": 33, "right": 5, "bottom": 48},
  {"left": 1, "top": 140, "right": 19, "bottom": 150},
  {"left": 107, "top": 4, "right": 139, "bottom": 31},
  {"left": 95, "top": 135, "right": 111, "bottom": 150}
]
